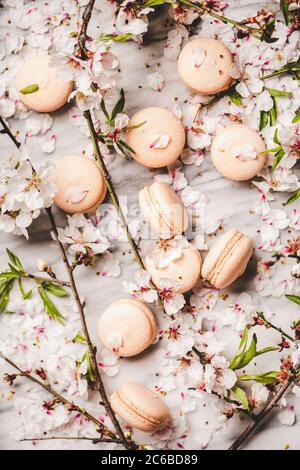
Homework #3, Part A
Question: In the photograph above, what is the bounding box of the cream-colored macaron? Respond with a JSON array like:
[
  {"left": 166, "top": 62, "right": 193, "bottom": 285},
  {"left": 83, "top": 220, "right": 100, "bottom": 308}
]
[
  {"left": 110, "top": 382, "right": 170, "bottom": 432},
  {"left": 211, "top": 124, "right": 266, "bottom": 181},
  {"left": 178, "top": 38, "right": 233, "bottom": 95},
  {"left": 144, "top": 242, "right": 202, "bottom": 293},
  {"left": 126, "top": 107, "right": 186, "bottom": 168},
  {"left": 16, "top": 54, "right": 73, "bottom": 113},
  {"left": 53, "top": 155, "right": 107, "bottom": 214},
  {"left": 98, "top": 299, "right": 157, "bottom": 357},
  {"left": 201, "top": 229, "right": 253, "bottom": 289},
  {"left": 139, "top": 182, "right": 188, "bottom": 239}
]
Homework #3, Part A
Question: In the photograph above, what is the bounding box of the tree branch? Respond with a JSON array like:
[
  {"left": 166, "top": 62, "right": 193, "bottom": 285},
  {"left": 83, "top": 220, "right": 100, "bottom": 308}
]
[
  {"left": 77, "top": 0, "right": 96, "bottom": 60},
  {"left": 1, "top": 354, "right": 119, "bottom": 442}
]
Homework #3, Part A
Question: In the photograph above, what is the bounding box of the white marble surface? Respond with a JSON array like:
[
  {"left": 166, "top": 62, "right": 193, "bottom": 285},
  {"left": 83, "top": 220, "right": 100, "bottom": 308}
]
[{"left": 0, "top": 0, "right": 299, "bottom": 451}]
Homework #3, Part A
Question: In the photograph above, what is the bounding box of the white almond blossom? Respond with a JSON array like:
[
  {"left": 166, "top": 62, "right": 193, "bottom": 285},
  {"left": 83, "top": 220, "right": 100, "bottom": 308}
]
[
  {"left": 122, "top": 270, "right": 158, "bottom": 303},
  {"left": 147, "top": 72, "right": 165, "bottom": 92},
  {"left": 57, "top": 214, "right": 109, "bottom": 255},
  {"left": 147, "top": 235, "right": 189, "bottom": 269}
]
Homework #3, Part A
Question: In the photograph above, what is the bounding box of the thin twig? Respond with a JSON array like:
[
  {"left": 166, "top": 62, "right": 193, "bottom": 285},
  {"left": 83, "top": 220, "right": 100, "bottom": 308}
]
[
  {"left": 1, "top": 354, "right": 119, "bottom": 442},
  {"left": 21, "top": 436, "right": 119, "bottom": 444},
  {"left": 46, "top": 207, "right": 135, "bottom": 450},
  {"left": 178, "top": 0, "right": 264, "bottom": 38},
  {"left": 0, "top": 116, "right": 21, "bottom": 149},
  {"left": 256, "top": 312, "right": 297, "bottom": 344},
  {"left": 77, "top": 0, "right": 96, "bottom": 59},
  {"left": 22, "top": 273, "right": 71, "bottom": 288}
]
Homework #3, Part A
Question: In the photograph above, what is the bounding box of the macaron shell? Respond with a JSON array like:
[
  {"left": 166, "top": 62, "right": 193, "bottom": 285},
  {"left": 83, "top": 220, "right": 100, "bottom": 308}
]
[
  {"left": 16, "top": 54, "right": 73, "bottom": 113},
  {"left": 202, "top": 229, "right": 253, "bottom": 289},
  {"left": 139, "top": 182, "right": 188, "bottom": 238},
  {"left": 211, "top": 124, "right": 266, "bottom": 181},
  {"left": 144, "top": 243, "right": 202, "bottom": 293},
  {"left": 110, "top": 382, "right": 170, "bottom": 432},
  {"left": 53, "top": 155, "right": 107, "bottom": 214},
  {"left": 126, "top": 107, "right": 186, "bottom": 168},
  {"left": 178, "top": 38, "right": 233, "bottom": 95},
  {"left": 98, "top": 299, "right": 157, "bottom": 357}
]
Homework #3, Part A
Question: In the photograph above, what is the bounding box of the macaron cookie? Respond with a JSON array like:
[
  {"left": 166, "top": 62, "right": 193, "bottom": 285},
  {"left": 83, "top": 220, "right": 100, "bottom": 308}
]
[
  {"left": 178, "top": 38, "right": 233, "bottom": 95},
  {"left": 126, "top": 107, "right": 185, "bottom": 168},
  {"left": 98, "top": 299, "right": 157, "bottom": 357},
  {"left": 53, "top": 155, "right": 107, "bottom": 214},
  {"left": 139, "top": 182, "right": 188, "bottom": 239},
  {"left": 201, "top": 229, "right": 253, "bottom": 289},
  {"left": 15, "top": 54, "right": 73, "bottom": 113},
  {"left": 110, "top": 382, "right": 170, "bottom": 432},
  {"left": 144, "top": 243, "right": 202, "bottom": 293},
  {"left": 210, "top": 124, "right": 266, "bottom": 181}
]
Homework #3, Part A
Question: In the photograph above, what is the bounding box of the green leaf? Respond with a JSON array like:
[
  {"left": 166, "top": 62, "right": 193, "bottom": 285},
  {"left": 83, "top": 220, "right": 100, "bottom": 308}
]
[
  {"left": 143, "top": 0, "right": 165, "bottom": 6},
  {"left": 6, "top": 249, "right": 24, "bottom": 272},
  {"left": 268, "top": 88, "right": 292, "bottom": 97},
  {"left": 98, "top": 33, "right": 132, "bottom": 43},
  {"left": 238, "top": 371, "right": 279, "bottom": 384},
  {"left": 229, "top": 326, "right": 248, "bottom": 369},
  {"left": 0, "top": 271, "right": 19, "bottom": 279},
  {"left": 259, "top": 110, "right": 269, "bottom": 131},
  {"left": 18, "top": 277, "right": 32, "bottom": 300},
  {"left": 272, "top": 148, "right": 285, "bottom": 170},
  {"left": 81, "top": 351, "right": 95, "bottom": 383},
  {"left": 230, "top": 327, "right": 276, "bottom": 370},
  {"left": 280, "top": 0, "right": 291, "bottom": 25},
  {"left": 292, "top": 109, "right": 300, "bottom": 123},
  {"left": 111, "top": 89, "right": 125, "bottom": 120},
  {"left": 38, "top": 286, "right": 65, "bottom": 324},
  {"left": 230, "top": 91, "right": 243, "bottom": 106},
  {"left": 273, "top": 128, "right": 280, "bottom": 145},
  {"left": 231, "top": 385, "right": 250, "bottom": 410},
  {"left": 284, "top": 188, "right": 300, "bottom": 206},
  {"left": 117, "top": 139, "right": 136, "bottom": 154},
  {"left": 42, "top": 282, "right": 69, "bottom": 297},
  {"left": 100, "top": 99, "right": 111, "bottom": 125},
  {"left": 0, "top": 280, "right": 13, "bottom": 313},
  {"left": 73, "top": 332, "right": 86, "bottom": 344},
  {"left": 285, "top": 294, "right": 300, "bottom": 306},
  {"left": 19, "top": 83, "right": 39, "bottom": 95},
  {"left": 269, "top": 97, "right": 278, "bottom": 127}
]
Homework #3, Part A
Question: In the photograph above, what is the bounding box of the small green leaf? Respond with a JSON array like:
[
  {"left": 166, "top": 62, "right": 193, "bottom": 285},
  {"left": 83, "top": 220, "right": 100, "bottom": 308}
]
[
  {"left": 117, "top": 139, "right": 136, "bottom": 154},
  {"left": 81, "top": 351, "right": 95, "bottom": 383},
  {"left": 285, "top": 294, "right": 300, "bottom": 306},
  {"left": 73, "top": 332, "right": 86, "bottom": 344},
  {"left": 0, "top": 280, "right": 13, "bottom": 313},
  {"left": 238, "top": 371, "right": 279, "bottom": 384},
  {"left": 283, "top": 188, "right": 300, "bottom": 206},
  {"left": 38, "top": 286, "right": 65, "bottom": 324},
  {"left": 143, "top": 0, "right": 165, "bottom": 6},
  {"left": 42, "top": 282, "right": 69, "bottom": 297},
  {"left": 269, "top": 97, "right": 278, "bottom": 127},
  {"left": 100, "top": 99, "right": 111, "bottom": 125},
  {"left": 6, "top": 249, "right": 24, "bottom": 272},
  {"left": 292, "top": 109, "right": 300, "bottom": 123},
  {"left": 111, "top": 89, "right": 125, "bottom": 121},
  {"left": 0, "top": 271, "right": 19, "bottom": 279},
  {"left": 268, "top": 88, "right": 292, "bottom": 97},
  {"left": 273, "top": 128, "right": 280, "bottom": 145},
  {"left": 18, "top": 277, "right": 32, "bottom": 300},
  {"left": 259, "top": 110, "right": 269, "bottom": 131},
  {"left": 98, "top": 33, "right": 132, "bottom": 43},
  {"left": 19, "top": 84, "right": 39, "bottom": 95},
  {"left": 230, "top": 91, "right": 243, "bottom": 106},
  {"left": 272, "top": 148, "right": 285, "bottom": 170},
  {"left": 231, "top": 385, "right": 250, "bottom": 410},
  {"left": 280, "top": 0, "right": 291, "bottom": 25}
]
